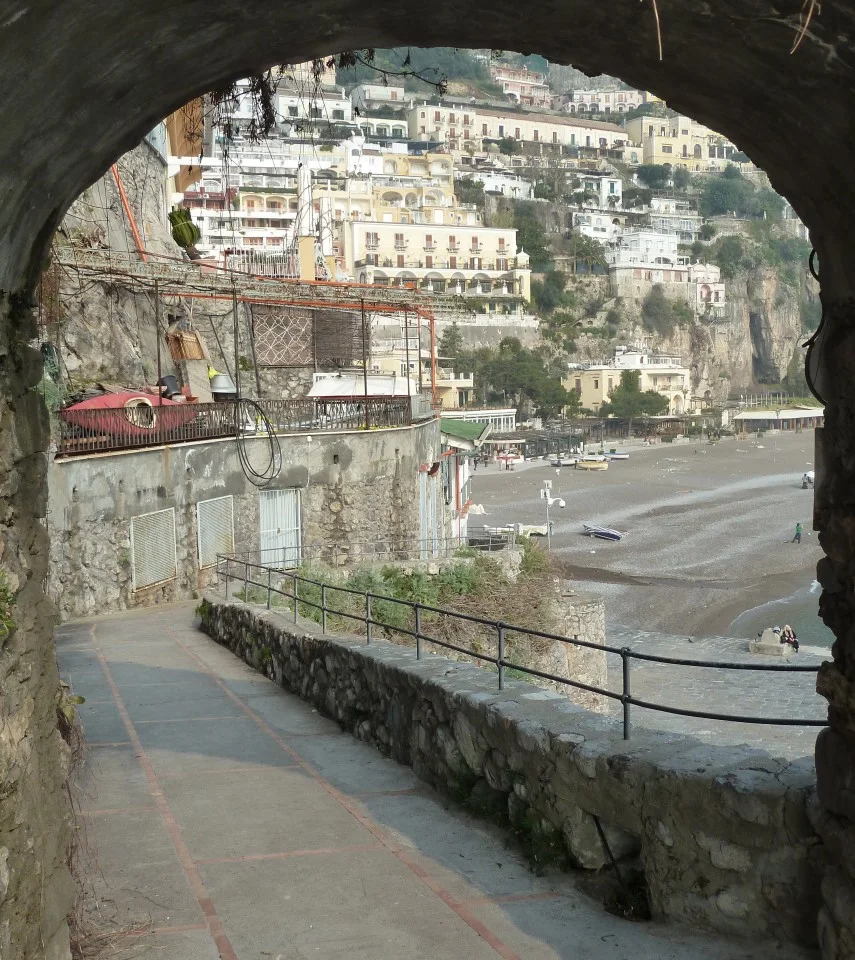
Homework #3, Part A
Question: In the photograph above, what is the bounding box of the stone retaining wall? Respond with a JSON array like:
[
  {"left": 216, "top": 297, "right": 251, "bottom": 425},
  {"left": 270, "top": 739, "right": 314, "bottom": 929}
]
[{"left": 200, "top": 595, "right": 821, "bottom": 946}]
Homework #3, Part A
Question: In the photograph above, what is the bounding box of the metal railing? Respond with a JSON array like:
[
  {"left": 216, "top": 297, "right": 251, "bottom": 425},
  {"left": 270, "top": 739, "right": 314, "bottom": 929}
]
[
  {"left": 57, "top": 397, "right": 421, "bottom": 457},
  {"left": 216, "top": 556, "right": 826, "bottom": 741},
  {"left": 229, "top": 527, "right": 516, "bottom": 570}
]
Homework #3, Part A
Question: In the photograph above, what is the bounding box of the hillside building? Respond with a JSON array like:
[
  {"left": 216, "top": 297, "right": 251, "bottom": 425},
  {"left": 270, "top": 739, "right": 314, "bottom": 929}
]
[{"left": 565, "top": 346, "right": 692, "bottom": 415}]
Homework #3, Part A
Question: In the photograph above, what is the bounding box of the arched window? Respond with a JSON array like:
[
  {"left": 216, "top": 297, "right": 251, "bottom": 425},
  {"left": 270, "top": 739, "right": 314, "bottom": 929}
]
[{"left": 694, "top": 144, "right": 703, "bottom": 158}]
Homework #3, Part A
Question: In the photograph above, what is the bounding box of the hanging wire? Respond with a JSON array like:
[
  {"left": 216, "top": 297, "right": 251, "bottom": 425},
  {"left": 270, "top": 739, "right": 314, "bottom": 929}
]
[
  {"left": 234, "top": 396, "right": 282, "bottom": 487},
  {"left": 803, "top": 248, "right": 826, "bottom": 404}
]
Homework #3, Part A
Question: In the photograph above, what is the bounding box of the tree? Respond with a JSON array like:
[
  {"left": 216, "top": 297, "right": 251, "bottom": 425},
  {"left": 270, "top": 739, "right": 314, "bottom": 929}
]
[
  {"left": 636, "top": 164, "right": 671, "bottom": 189},
  {"left": 600, "top": 370, "right": 670, "bottom": 422},
  {"left": 708, "top": 235, "right": 746, "bottom": 278},
  {"left": 641, "top": 284, "right": 692, "bottom": 335},
  {"left": 438, "top": 322, "right": 464, "bottom": 359},
  {"left": 572, "top": 234, "right": 607, "bottom": 274},
  {"left": 514, "top": 215, "right": 551, "bottom": 271},
  {"left": 498, "top": 136, "right": 519, "bottom": 155},
  {"left": 700, "top": 222, "right": 717, "bottom": 241},
  {"left": 698, "top": 165, "right": 785, "bottom": 220},
  {"left": 673, "top": 167, "right": 691, "bottom": 191},
  {"left": 531, "top": 271, "right": 568, "bottom": 313}
]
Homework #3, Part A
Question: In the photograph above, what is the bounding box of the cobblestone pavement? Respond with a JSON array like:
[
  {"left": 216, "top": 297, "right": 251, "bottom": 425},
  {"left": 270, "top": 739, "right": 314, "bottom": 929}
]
[
  {"left": 605, "top": 625, "right": 827, "bottom": 760},
  {"left": 55, "top": 604, "right": 814, "bottom": 960}
]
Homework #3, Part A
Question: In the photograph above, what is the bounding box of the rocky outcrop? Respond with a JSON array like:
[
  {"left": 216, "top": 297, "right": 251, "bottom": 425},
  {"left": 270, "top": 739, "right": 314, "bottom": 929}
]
[
  {"left": 0, "top": 294, "right": 74, "bottom": 960},
  {"left": 571, "top": 266, "right": 814, "bottom": 402}
]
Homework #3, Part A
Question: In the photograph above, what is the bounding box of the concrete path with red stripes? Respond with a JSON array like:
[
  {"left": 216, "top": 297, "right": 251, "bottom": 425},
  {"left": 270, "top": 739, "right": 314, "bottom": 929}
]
[{"left": 57, "top": 603, "right": 812, "bottom": 960}]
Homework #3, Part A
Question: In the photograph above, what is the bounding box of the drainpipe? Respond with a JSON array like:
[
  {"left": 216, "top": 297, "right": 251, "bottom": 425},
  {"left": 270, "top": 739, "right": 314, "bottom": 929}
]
[{"left": 111, "top": 164, "right": 147, "bottom": 262}]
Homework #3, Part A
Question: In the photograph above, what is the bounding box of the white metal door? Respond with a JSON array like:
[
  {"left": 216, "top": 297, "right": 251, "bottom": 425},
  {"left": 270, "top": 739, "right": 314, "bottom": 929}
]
[
  {"left": 259, "top": 489, "right": 302, "bottom": 568},
  {"left": 419, "top": 472, "right": 440, "bottom": 560}
]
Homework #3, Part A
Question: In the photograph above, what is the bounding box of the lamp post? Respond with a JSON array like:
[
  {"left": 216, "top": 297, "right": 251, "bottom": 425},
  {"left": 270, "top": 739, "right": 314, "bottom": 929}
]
[{"left": 541, "top": 482, "right": 566, "bottom": 550}]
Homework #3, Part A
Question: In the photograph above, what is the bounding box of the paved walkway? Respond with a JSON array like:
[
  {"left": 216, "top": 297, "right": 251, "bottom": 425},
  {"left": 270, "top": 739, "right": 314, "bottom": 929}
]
[
  {"left": 607, "top": 626, "right": 827, "bottom": 759},
  {"left": 58, "top": 605, "right": 813, "bottom": 960}
]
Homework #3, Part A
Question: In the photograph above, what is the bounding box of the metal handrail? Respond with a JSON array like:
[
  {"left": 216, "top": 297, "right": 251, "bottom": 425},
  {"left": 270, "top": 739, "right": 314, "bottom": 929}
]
[
  {"left": 215, "top": 556, "right": 827, "bottom": 741},
  {"left": 56, "top": 396, "right": 416, "bottom": 457}
]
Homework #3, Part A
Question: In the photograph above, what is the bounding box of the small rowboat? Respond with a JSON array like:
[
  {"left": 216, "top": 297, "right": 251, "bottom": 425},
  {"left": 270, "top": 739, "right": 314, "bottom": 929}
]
[
  {"left": 604, "top": 452, "right": 630, "bottom": 461},
  {"left": 583, "top": 523, "right": 623, "bottom": 541},
  {"left": 576, "top": 458, "right": 609, "bottom": 471},
  {"left": 61, "top": 391, "right": 199, "bottom": 438}
]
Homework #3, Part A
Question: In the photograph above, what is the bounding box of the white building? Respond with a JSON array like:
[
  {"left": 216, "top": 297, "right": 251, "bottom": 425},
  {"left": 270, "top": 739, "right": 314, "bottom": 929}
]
[
  {"left": 648, "top": 196, "right": 703, "bottom": 242},
  {"left": 408, "top": 102, "right": 631, "bottom": 152},
  {"left": 350, "top": 84, "right": 409, "bottom": 112},
  {"left": 560, "top": 88, "right": 651, "bottom": 114},
  {"left": 489, "top": 63, "right": 552, "bottom": 108},
  {"left": 457, "top": 170, "right": 533, "bottom": 199},
  {"left": 607, "top": 229, "right": 681, "bottom": 267}
]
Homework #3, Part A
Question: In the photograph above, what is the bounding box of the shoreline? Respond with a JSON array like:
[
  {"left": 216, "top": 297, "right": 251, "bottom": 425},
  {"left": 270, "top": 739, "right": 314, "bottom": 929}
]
[{"left": 475, "top": 432, "right": 823, "bottom": 640}]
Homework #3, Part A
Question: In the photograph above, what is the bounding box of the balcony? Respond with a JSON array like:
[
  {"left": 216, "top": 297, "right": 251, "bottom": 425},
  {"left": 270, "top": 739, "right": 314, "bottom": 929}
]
[
  {"left": 424, "top": 243, "right": 436, "bottom": 251},
  {"left": 394, "top": 242, "right": 408, "bottom": 251},
  {"left": 470, "top": 246, "right": 483, "bottom": 254},
  {"left": 56, "top": 398, "right": 424, "bottom": 458},
  {"left": 448, "top": 244, "right": 459, "bottom": 252}
]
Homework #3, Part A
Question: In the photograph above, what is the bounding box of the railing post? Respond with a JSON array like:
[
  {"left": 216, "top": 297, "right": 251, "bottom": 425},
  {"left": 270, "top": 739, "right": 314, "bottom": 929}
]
[
  {"left": 267, "top": 566, "right": 272, "bottom": 610},
  {"left": 321, "top": 584, "right": 327, "bottom": 633},
  {"left": 293, "top": 574, "right": 299, "bottom": 623},
  {"left": 621, "top": 647, "right": 631, "bottom": 740},
  {"left": 497, "top": 622, "right": 506, "bottom": 691},
  {"left": 415, "top": 603, "right": 422, "bottom": 660},
  {"left": 223, "top": 558, "right": 229, "bottom": 599},
  {"left": 244, "top": 561, "right": 249, "bottom": 600},
  {"left": 366, "top": 593, "right": 372, "bottom": 644}
]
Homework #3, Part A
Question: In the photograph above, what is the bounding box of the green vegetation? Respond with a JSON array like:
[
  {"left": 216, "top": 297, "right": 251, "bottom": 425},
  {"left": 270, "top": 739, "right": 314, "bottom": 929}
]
[
  {"left": 438, "top": 322, "right": 465, "bottom": 360},
  {"left": 453, "top": 178, "right": 485, "bottom": 209},
  {"left": 706, "top": 224, "right": 811, "bottom": 281},
  {"left": 0, "top": 571, "right": 15, "bottom": 640},
  {"left": 641, "top": 285, "right": 693, "bottom": 336},
  {"left": 600, "top": 370, "right": 670, "bottom": 419},
  {"left": 672, "top": 167, "right": 692, "bottom": 191},
  {"left": 336, "top": 48, "right": 499, "bottom": 96},
  {"left": 473, "top": 337, "right": 573, "bottom": 417},
  {"left": 635, "top": 164, "right": 671, "bottom": 189},
  {"left": 698, "top": 165, "right": 784, "bottom": 220}
]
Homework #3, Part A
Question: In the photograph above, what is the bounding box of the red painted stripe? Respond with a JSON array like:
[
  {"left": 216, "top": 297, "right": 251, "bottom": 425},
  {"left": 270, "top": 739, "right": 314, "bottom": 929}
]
[
  {"left": 90, "top": 625, "right": 239, "bottom": 960},
  {"left": 169, "top": 628, "right": 523, "bottom": 960}
]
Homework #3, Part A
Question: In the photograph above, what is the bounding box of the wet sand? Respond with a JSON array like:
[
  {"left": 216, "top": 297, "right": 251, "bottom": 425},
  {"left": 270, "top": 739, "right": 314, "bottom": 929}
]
[{"left": 473, "top": 432, "right": 822, "bottom": 637}]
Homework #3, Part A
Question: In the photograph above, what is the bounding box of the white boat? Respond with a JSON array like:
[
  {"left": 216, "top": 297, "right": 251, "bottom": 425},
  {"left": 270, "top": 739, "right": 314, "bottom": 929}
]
[
  {"left": 550, "top": 456, "right": 578, "bottom": 467},
  {"left": 604, "top": 452, "right": 630, "bottom": 461},
  {"left": 582, "top": 523, "right": 623, "bottom": 541}
]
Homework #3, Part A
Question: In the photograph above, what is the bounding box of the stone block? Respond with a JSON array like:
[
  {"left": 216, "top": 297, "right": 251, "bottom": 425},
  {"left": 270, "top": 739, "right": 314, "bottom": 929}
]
[
  {"left": 816, "top": 727, "right": 855, "bottom": 823},
  {"left": 560, "top": 801, "right": 639, "bottom": 869}
]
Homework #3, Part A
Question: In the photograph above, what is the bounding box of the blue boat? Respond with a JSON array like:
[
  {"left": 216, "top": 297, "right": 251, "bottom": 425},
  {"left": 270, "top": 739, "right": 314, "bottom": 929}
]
[{"left": 582, "top": 523, "right": 623, "bottom": 541}]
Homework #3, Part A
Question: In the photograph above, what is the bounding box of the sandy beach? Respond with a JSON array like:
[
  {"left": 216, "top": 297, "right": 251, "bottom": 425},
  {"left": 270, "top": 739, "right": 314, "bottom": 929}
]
[{"left": 474, "top": 431, "right": 824, "bottom": 638}]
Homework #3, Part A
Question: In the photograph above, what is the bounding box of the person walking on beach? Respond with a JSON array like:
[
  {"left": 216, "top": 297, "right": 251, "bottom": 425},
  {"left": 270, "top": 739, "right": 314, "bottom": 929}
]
[{"left": 792, "top": 521, "right": 803, "bottom": 544}]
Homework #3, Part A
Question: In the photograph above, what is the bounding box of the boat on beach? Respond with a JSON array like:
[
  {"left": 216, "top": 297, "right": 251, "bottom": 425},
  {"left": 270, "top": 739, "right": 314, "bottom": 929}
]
[
  {"left": 576, "top": 458, "right": 608, "bottom": 471},
  {"left": 582, "top": 523, "right": 624, "bottom": 541},
  {"left": 604, "top": 452, "right": 630, "bottom": 461}
]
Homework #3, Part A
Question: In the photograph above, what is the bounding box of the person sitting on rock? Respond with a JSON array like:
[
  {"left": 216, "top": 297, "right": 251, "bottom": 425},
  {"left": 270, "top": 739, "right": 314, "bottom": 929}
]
[{"left": 780, "top": 624, "right": 800, "bottom": 652}]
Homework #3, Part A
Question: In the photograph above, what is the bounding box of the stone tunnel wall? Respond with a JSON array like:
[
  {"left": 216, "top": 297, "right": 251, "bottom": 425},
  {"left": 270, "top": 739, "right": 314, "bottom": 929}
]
[
  {"left": 200, "top": 595, "right": 821, "bottom": 946},
  {"left": 0, "top": 295, "right": 75, "bottom": 960},
  {"left": 48, "top": 418, "right": 444, "bottom": 621}
]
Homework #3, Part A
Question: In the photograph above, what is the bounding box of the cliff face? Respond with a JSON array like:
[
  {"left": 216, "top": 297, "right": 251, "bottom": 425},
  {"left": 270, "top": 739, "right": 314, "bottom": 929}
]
[{"left": 571, "top": 266, "right": 816, "bottom": 402}]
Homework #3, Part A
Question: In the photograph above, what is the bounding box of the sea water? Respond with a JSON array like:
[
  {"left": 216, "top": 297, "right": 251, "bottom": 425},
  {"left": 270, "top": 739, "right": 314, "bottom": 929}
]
[{"left": 730, "top": 580, "right": 835, "bottom": 647}]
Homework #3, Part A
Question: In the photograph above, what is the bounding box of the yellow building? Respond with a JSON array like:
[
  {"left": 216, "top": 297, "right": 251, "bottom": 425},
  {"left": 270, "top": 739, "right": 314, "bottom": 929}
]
[
  {"left": 564, "top": 348, "right": 692, "bottom": 415},
  {"left": 625, "top": 115, "right": 741, "bottom": 173}
]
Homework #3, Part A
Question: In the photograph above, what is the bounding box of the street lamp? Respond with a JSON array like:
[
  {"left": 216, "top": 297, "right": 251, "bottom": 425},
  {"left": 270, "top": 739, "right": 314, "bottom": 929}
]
[{"left": 540, "top": 482, "right": 566, "bottom": 550}]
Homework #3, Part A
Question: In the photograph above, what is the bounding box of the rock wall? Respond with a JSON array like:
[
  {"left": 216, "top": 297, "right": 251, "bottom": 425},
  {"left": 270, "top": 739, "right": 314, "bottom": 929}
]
[
  {"left": 0, "top": 294, "right": 74, "bottom": 959},
  {"left": 568, "top": 267, "right": 812, "bottom": 402},
  {"left": 48, "top": 418, "right": 444, "bottom": 620},
  {"left": 200, "top": 595, "right": 821, "bottom": 946}
]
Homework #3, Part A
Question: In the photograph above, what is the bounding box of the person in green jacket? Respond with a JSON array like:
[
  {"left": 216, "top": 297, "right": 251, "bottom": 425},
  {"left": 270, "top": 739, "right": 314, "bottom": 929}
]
[{"left": 792, "top": 522, "right": 802, "bottom": 544}]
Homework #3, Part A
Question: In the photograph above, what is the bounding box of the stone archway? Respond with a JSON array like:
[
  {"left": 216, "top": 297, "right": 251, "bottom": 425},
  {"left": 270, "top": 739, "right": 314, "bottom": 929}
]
[{"left": 4, "top": 4, "right": 855, "bottom": 958}]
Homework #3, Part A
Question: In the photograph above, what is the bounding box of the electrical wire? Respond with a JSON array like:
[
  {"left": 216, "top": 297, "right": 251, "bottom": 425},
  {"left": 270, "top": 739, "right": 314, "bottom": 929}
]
[
  {"left": 803, "top": 248, "right": 825, "bottom": 404},
  {"left": 234, "top": 396, "right": 282, "bottom": 487}
]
